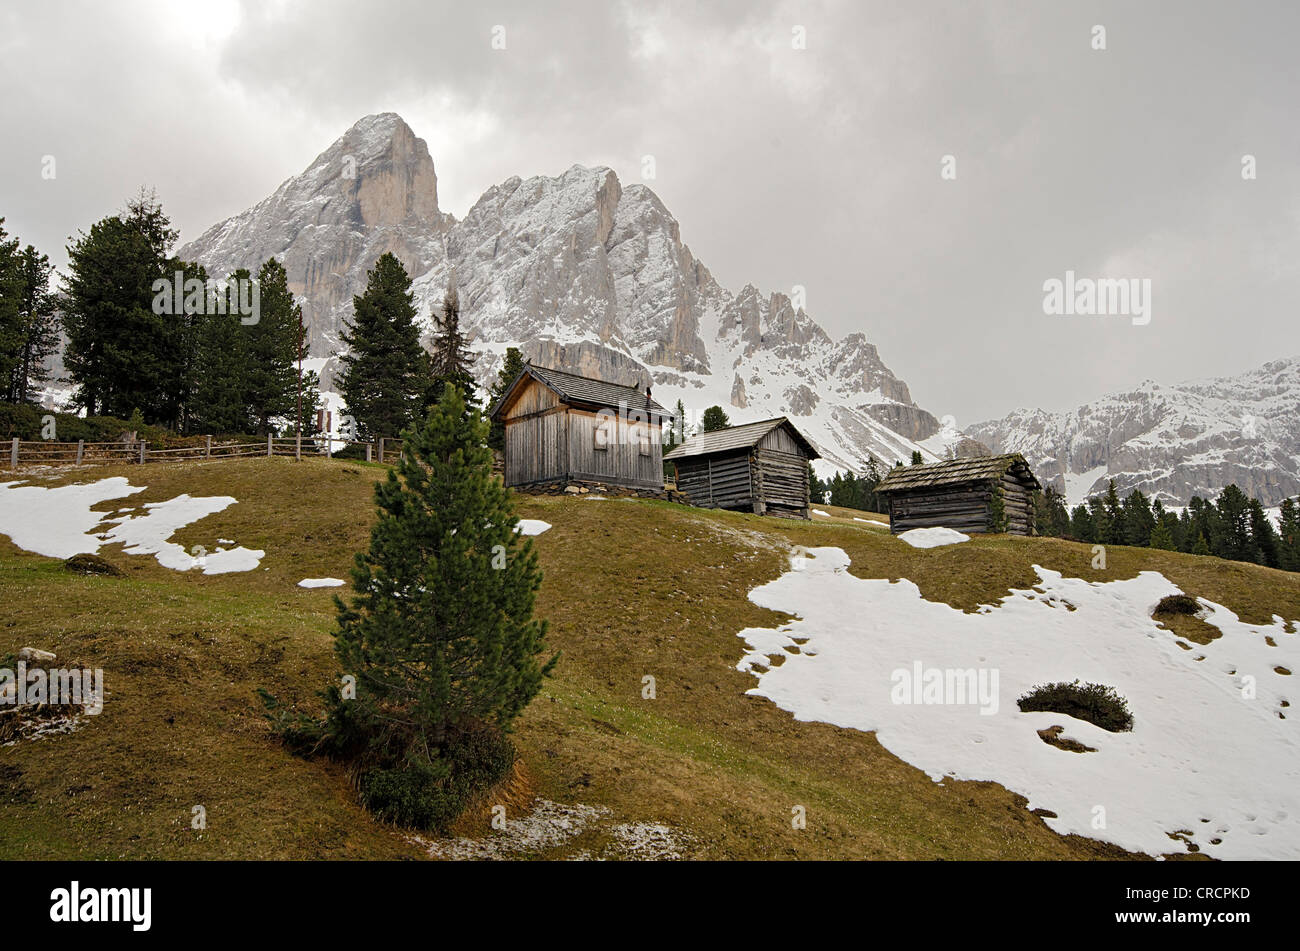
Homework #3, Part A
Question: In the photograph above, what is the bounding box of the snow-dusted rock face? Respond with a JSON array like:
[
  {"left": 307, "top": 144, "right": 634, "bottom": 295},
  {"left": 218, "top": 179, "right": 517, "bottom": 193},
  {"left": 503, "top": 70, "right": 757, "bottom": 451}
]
[
  {"left": 179, "top": 113, "right": 452, "bottom": 355},
  {"left": 968, "top": 357, "right": 1300, "bottom": 506},
  {"left": 180, "top": 114, "right": 941, "bottom": 472}
]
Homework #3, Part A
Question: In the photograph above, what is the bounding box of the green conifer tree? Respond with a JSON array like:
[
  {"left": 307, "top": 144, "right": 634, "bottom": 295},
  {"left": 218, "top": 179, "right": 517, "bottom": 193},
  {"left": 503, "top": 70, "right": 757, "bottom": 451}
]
[
  {"left": 701, "top": 405, "right": 730, "bottom": 432},
  {"left": 1069, "top": 504, "right": 1094, "bottom": 542},
  {"left": 337, "top": 253, "right": 425, "bottom": 441},
  {"left": 1149, "top": 519, "right": 1177, "bottom": 551},
  {"left": 190, "top": 273, "right": 253, "bottom": 434},
  {"left": 1278, "top": 498, "right": 1300, "bottom": 571},
  {"left": 245, "top": 258, "right": 303, "bottom": 434},
  {"left": 486, "top": 346, "right": 525, "bottom": 451},
  {"left": 0, "top": 235, "right": 59, "bottom": 404},
  {"left": 1247, "top": 499, "right": 1280, "bottom": 568},
  {"left": 808, "top": 464, "right": 827, "bottom": 505},
  {"left": 315, "top": 384, "right": 556, "bottom": 828},
  {"left": 0, "top": 220, "right": 25, "bottom": 401},
  {"left": 1102, "top": 480, "right": 1126, "bottom": 545},
  {"left": 1214, "top": 485, "right": 1253, "bottom": 561},
  {"left": 62, "top": 214, "right": 164, "bottom": 419},
  {"left": 1122, "top": 489, "right": 1156, "bottom": 547},
  {"left": 425, "top": 282, "right": 477, "bottom": 410}
]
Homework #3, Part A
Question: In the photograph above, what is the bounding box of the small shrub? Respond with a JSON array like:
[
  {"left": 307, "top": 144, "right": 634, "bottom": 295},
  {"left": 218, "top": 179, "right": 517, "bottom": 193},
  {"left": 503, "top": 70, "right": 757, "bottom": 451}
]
[
  {"left": 1154, "top": 594, "right": 1200, "bottom": 616},
  {"left": 1018, "top": 680, "right": 1134, "bottom": 732}
]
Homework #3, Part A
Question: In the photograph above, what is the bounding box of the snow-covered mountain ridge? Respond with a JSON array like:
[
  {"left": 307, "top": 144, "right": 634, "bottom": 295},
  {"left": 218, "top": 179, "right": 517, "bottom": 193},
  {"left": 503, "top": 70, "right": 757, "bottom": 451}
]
[
  {"left": 968, "top": 357, "right": 1300, "bottom": 507},
  {"left": 179, "top": 113, "right": 942, "bottom": 472}
]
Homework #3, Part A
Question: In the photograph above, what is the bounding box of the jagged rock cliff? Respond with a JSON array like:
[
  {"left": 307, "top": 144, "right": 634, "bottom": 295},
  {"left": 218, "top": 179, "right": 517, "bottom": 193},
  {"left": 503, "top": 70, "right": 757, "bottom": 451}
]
[{"left": 180, "top": 113, "right": 942, "bottom": 471}]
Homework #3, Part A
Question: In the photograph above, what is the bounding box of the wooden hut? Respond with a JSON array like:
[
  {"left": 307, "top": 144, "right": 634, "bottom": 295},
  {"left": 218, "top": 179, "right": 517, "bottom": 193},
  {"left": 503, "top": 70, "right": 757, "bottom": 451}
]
[
  {"left": 873, "top": 453, "right": 1042, "bottom": 535},
  {"left": 488, "top": 362, "right": 674, "bottom": 490},
  {"left": 664, "top": 417, "right": 820, "bottom": 518}
]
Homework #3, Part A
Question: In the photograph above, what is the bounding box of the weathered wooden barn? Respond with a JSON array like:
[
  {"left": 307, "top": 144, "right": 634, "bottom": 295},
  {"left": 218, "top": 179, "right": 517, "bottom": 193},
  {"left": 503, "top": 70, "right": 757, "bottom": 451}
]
[
  {"left": 489, "top": 363, "right": 674, "bottom": 490},
  {"left": 664, "top": 417, "right": 820, "bottom": 519},
  {"left": 873, "top": 453, "right": 1042, "bottom": 535}
]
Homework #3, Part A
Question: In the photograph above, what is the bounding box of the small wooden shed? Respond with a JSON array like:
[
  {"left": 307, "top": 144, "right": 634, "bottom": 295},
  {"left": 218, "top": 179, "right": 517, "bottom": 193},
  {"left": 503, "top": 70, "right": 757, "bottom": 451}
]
[
  {"left": 488, "top": 362, "right": 674, "bottom": 490},
  {"left": 874, "top": 453, "right": 1042, "bottom": 535},
  {"left": 664, "top": 417, "right": 820, "bottom": 519}
]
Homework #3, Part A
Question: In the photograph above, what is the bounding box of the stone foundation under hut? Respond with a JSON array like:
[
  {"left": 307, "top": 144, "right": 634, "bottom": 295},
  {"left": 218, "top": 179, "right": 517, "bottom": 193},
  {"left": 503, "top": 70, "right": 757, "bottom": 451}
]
[{"left": 511, "top": 478, "right": 690, "bottom": 504}]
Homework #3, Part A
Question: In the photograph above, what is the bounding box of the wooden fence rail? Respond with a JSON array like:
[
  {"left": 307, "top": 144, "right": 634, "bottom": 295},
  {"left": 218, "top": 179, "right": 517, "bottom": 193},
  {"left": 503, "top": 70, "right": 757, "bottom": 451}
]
[{"left": 4, "top": 435, "right": 406, "bottom": 471}]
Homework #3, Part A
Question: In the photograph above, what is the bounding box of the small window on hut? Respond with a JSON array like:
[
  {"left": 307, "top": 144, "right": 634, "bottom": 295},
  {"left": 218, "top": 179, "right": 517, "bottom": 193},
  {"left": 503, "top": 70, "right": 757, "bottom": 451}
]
[
  {"left": 636, "top": 425, "right": 651, "bottom": 456},
  {"left": 594, "top": 416, "right": 614, "bottom": 451}
]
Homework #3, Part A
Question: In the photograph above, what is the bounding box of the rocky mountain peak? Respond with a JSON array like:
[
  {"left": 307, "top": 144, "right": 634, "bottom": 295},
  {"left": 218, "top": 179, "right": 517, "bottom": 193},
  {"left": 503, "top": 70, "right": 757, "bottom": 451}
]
[
  {"left": 178, "top": 113, "right": 450, "bottom": 353},
  {"left": 180, "top": 114, "right": 945, "bottom": 472}
]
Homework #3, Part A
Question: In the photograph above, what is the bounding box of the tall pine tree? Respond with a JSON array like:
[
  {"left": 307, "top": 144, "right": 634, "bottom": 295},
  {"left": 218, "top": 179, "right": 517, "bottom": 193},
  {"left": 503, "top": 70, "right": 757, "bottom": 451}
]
[
  {"left": 62, "top": 214, "right": 164, "bottom": 419},
  {"left": 701, "top": 405, "right": 730, "bottom": 432},
  {"left": 295, "top": 384, "right": 556, "bottom": 829},
  {"left": 425, "top": 281, "right": 476, "bottom": 409},
  {"left": 1214, "top": 485, "right": 1253, "bottom": 561},
  {"left": 245, "top": 258, "right": 304, "bottom": 434},
  {"left": 10, "top": 244, "right": 60, "bottom": 404},
  {"left": 190, "top": 270, "right": 253, "bottom": 434},
  {"left": 486, "top": 346, "right": 525, "bottom": 451},
  {"left": 61, "top": 191, "right": 199, "bottom": 426},
  {"left": 337, "top": 253, "right": 425, "bottom": 441},
  {"left": 0, "top": 219, "right": 24, "bottom": 401},
  {"left": 1278, "top": 498, "right": 1300, "bottom": 571}
]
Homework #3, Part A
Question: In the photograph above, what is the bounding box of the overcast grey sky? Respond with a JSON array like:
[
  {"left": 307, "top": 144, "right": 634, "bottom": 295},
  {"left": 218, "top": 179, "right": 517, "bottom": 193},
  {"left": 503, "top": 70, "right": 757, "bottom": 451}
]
[{"left": 2, "top": 0, "right": 1297, "bottom": 424}]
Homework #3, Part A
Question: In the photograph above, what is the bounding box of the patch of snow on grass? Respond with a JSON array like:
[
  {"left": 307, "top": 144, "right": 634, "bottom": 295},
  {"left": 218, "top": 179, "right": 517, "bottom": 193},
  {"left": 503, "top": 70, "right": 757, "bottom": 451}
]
[
  {"left": 812, "top": 509, "right": 830, "bottom": 517},
  {"left": 298, "top": 577, "right": 345, "bottom": 588},
  {"left": 854, "top": 517, "right": 889, "bottom": 527},
  {"left": 898, "top": 527, "right": 969, "bottom": 548},
  {"left": 734, "top": 546, "right": 1300, "bottom": 860},
  {"left": 0, "top": 477, "right": 143, "bottom": 557},
  {"left": 413, "top": 800, "right": 692, "bottom": 860},
  {"left": 97, "top": 494, "right": 262, "bottom": 573},
  {"left": 415, "top": 800, "right": 608, "bottom": 860},
  {"left": 607, "top": 822, "right": 691, "bottom": 859},
  {"left": 516, "top": 519, "right": 552, "bottom": 536},
  {"left": 0, "top": 478, "right": 262, "bottom": 573}
]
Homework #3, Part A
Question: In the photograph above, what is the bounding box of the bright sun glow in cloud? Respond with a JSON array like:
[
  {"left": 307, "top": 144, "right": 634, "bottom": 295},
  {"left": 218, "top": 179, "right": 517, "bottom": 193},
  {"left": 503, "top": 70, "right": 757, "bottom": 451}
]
[{"left": 162, "top": 0, "right": 243, "bottom": 50}]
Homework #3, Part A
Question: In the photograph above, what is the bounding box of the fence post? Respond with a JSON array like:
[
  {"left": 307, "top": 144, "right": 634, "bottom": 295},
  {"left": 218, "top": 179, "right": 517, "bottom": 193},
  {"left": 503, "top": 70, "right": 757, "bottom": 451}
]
[
  {"left": 326, "top": 436, "right": 332, "bottom": 459},
  {"left": 76, "top": 439, "right": 84, "bottom": 465},
  {"left": 378, "top": 438, "right": 384, "bottom": 464},
  {"left": 365, "top": 443, "right": 372, "bottom": 463},
  {"left": 267, "top": 434, "right": 273, "bottom": 458},
  {"left": 295, "top": 433, "right": 301, "bottom": 461},
  {"left": 9, "top": 437, "right": 17, "bottom": 469},
  {"left": 206, "top": 435, "right": 211, "bottom": 458},
  {"left": 139, "top": 441, "right": 147, "bottom": 465}
]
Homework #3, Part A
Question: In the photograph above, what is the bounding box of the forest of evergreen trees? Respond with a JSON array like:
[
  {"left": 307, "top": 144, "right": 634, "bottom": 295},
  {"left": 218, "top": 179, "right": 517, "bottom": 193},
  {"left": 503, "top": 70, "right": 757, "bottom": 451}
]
[
  {"left": 0, "top": 190, "right": 321, "bottom": 438},
  {"left": 814, "top": 456, "right": 1300, "bottom": 574},
  {"left": 1039, "top": 479, "right": 1300, "bottom": 572}
]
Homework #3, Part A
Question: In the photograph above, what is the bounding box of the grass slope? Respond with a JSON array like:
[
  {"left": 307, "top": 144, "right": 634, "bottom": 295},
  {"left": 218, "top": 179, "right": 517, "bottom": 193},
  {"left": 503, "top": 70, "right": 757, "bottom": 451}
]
[{"left": 2, "top": 457, "right": 1296, "bottom": 859}]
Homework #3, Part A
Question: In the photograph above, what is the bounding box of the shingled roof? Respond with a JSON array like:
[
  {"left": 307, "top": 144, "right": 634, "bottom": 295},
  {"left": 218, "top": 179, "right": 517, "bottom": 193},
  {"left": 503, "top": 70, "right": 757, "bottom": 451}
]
[
  {"left": 489, "top": 362, "right": 673, "bottom": 420},
  {"left": 663, "top": 417, "right": 820, "bottom": 460},
  {"left": 874, "top": 452, "right": 1041, "bottom": 494}
]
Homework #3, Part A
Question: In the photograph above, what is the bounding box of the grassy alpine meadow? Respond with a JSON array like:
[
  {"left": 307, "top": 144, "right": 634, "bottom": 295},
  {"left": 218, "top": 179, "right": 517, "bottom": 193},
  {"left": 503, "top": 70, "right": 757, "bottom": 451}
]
[{"left": 1, "top": 456, "right": 1297, "bottom": 859}]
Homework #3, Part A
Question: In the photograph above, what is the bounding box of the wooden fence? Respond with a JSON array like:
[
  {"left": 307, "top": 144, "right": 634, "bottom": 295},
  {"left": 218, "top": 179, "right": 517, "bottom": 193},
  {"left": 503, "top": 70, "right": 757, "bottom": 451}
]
[{"left": 5, "top": 434, "right": 405, "bottom": 471}]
